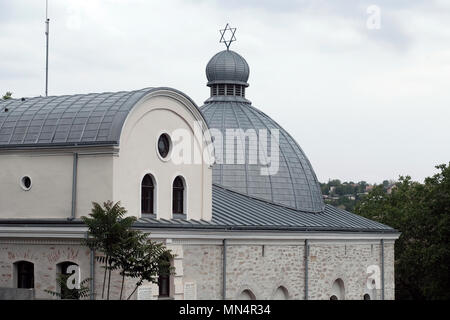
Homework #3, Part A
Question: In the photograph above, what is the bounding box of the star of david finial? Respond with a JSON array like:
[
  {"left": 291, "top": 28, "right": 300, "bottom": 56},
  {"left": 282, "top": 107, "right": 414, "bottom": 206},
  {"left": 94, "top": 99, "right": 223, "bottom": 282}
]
[{"left": 219, "top": 23, "right": 237, "bottom": 50}]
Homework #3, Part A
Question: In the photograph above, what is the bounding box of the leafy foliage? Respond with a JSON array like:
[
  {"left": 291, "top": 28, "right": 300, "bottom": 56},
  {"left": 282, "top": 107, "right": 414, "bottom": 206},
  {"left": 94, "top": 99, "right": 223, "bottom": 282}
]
[
  {"left": 355, "top": 163, "right": 450, "bottom": 300},
  {"left": 82, "top": 201, "right": 173, "bottom": 300},
  {"left": 2, "top": 91, "right": 12, "bottom": 100},
  {"left": 44, "top": 274, "right": 91, "bottom": 300}
]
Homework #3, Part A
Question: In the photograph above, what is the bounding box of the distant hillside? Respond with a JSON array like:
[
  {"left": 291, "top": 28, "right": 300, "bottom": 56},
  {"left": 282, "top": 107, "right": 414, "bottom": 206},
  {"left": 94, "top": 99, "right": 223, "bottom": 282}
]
[{"left": 320, "top": 179, "right": 396, "bottom": 212}]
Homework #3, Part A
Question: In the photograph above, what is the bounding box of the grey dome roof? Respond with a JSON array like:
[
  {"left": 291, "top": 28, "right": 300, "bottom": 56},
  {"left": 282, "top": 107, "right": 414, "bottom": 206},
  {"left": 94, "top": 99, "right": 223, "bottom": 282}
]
[
  {"left": 206, "top": 50, "right": 250, "bottom": 86},
  {"left": 201, "top": 101, "right": 325, "bottom": 213}
]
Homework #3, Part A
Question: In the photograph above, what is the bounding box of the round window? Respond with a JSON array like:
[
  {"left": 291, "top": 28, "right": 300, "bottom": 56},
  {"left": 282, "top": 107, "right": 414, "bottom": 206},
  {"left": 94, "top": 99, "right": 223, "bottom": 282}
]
[
  {"left": 20, "top": 176, "right": 32, "bottom": 191},
  {"left": 157, "top": 134, "right": 171, "bottom": 159}
]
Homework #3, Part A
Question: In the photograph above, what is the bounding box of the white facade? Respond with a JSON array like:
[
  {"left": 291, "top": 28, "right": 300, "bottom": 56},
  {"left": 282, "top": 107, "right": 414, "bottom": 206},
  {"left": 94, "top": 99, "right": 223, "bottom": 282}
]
[{"left": 0, "top": 89, "right": 212, "bottom": 221}]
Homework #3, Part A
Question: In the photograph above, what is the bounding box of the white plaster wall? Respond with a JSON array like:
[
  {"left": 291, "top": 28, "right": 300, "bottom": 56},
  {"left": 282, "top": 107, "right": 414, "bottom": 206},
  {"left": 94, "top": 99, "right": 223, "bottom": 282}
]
[
  {"left": 0, "top": 153, "right": 73, "bottom": 219},
  {"left": 0, "top": 151, "right": 114, "bottom": 219},
  {"left": 75, "top": 154, "right": 114, "bottom": 218},
  {"left": 113, "top": 92, "right": 212, "bottom": 220}
]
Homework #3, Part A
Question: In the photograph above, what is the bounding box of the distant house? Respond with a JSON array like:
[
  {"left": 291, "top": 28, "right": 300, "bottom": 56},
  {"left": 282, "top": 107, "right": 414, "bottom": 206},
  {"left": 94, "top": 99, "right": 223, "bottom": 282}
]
[{"left": 387, "top": 185, "right": 396, "bottom": 194}]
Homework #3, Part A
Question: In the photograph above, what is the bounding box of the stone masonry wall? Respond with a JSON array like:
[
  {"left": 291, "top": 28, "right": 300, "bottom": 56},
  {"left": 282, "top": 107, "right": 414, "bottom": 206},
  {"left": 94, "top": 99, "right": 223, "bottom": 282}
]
[
  {"left": 182, "top": 240, "right": 395, "bottom": 300},
  {"left": 0, "top": 240, "right": 137, "bottom": 300},
  {"left": 0, "top": 241, "right": 91, "bottom": 299},
  {"left": 0, "top": 239, "right": 395, "bottom": 300}
]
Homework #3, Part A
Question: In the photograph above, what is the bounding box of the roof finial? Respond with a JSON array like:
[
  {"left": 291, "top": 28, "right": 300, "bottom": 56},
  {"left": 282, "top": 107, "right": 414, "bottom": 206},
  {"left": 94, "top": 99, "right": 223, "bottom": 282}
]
[{"left": 219, "top": 23, "right": 236, "bottom": 50}]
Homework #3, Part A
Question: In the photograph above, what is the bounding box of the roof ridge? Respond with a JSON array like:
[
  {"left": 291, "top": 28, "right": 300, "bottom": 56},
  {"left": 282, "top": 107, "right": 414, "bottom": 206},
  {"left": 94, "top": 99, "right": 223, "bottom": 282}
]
[{"left": 1, "top": 87, "right": 154, "bottom": 101}]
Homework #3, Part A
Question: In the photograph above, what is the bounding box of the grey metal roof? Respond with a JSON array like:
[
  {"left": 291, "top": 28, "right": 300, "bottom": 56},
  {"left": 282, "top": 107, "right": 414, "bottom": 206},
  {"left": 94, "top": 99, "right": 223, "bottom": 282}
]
[
  {"left": 201, "top": 101, "right": 325, "bottom": 213},
  {"left": 206, "top": 50, "right": 250, "bottom": 86},
  {"left": 0, "top": 88, "right": 184, "bottom": 148},
  {"left": 135, "top": 184, "right": 395, "bottom": 232}
]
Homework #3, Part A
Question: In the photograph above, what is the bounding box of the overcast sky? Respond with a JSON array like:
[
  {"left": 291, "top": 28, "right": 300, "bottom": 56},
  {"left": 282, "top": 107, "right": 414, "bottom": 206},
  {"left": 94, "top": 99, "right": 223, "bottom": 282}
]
[{"left": 1, "top": 0, "right": 449, "bottom": 183}]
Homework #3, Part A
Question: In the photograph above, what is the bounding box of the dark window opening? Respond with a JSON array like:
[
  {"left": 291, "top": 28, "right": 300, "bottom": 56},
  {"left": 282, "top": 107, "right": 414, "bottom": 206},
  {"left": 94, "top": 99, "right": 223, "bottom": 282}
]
[
  {"left": 226, "top": 85, "right": 234, "bottom": 96},
  {"left": 21, "top": 176, "right": 32, "bottom": 190},
  {"left": 141, "top": 174, "right": 155, "bottom": 214},
  {"left": 15, "top": 261, "right": 34, "bottom": 289},
  {"left": 172, "top": 176, "right": 184, "bottom": 214},
  {"left": 330, "top": 295, "right": 338, "bottom": 300},
  {"left": 235, "top": 85, "right": 242, "bottom": 96},
  {"left": 218, "top": 85, "right": 225, "bottom": 95},
  {"left": 363, "top": 294, "right": 371, "bottom": 300},
  {"left": 158, "top": 253, "right": 171, "bottom": 298},
  {"left": 158, "top": 134, "right": 170, "bottom": 158}
]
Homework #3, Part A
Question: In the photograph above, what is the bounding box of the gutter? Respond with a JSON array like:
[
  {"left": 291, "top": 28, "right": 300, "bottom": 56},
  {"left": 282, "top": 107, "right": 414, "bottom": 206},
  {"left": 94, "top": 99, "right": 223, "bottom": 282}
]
[
  {"left": 0, "top": 219, "right": 401, "bottom": 237},
  {"left": 90, "top": 248, "right": 95, "bottom": 300},
  {"left": 85, "top": 232, "right": 95, "bottom": 300},
  {"left": 222, "top": 239, "right": 227, "bottom": 300},
  {"left": 0, "top": 141, "right": 118, "bottom": 151},
  {"left": 381, "top": 239, "right": 385, "bottom": 300},
  {"left": 70, "top": 152, "right": 78, "bottom": 220},
  {"left": 304, "top": 239, "right": 309, "bottom": 300}
]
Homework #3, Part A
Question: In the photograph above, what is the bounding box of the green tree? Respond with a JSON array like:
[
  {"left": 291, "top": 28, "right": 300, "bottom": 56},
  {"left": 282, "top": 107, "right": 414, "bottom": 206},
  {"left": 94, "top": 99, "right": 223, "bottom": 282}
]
[
  {"left": 82, "top": 201, "right": 173, "bottom": 300},
  {"left": 82, "top": 201, "right": 136, "bottom": 300},
  {"left": 355, "top": 163, "right": 450, "bottom": 300},
  {"left": 124, "top": 237, "right": 174, "bottom": 300}
]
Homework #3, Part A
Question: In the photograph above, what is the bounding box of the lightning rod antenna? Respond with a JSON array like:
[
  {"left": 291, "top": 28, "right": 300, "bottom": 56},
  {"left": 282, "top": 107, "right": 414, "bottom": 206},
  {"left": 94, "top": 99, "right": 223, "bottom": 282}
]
[{"left": 45, "top": 0, "right": 50, "bottom": 97}]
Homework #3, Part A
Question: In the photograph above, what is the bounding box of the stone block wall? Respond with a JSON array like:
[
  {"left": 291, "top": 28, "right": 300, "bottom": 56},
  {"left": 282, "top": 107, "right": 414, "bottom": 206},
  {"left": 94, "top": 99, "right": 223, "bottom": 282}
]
[
  {"left": 0, "top": 239, "right": 395, "bottom": 300},
  {"left": 181, "top": 240, "right": 395, "bottom": 300},
  {"left": 0, "top": 240, "right": 91, "bottom": 299}
]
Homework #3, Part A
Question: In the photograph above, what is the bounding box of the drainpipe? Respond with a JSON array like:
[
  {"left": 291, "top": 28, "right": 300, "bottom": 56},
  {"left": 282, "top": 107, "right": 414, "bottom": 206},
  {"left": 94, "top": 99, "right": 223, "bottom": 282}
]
[
  {"left": 90, "top": 247, "right": 95, "bottom": 300},
  {"left": 222, "top": 239, "right": 227, "bottom": 300},
  {"left": 70, "top": 152, "right": 78, "bottom": 220},
  {"left": 85, "top": 232, "right": 95, "bottom": 300},
  {"left": 381, "top": 239, "right": 385, "bottom": 300},
  {"left": 304, "top": 239, "right": 309, "bottom": 300}
]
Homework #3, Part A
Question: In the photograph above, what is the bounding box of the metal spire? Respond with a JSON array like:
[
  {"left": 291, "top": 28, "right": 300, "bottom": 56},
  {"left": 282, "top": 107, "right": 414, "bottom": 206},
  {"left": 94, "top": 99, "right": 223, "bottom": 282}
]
[
  {"left": 45, "top": 0, "right": 50, "bottom": 97},
  {"left": 219, "top": 23, "right": 236, "bottom": 50}
]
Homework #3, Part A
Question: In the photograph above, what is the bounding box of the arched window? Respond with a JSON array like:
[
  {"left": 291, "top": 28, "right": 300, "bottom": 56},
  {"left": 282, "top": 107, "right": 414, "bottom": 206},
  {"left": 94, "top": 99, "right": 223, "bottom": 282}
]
[
  {"left": 141, "top": 174, "right": 155, "bottom": 214},
  {"left": 57, "top": 261, "right": 79, "bottom": 299},
  {"left": 238, "top": 289, "right": 256, "bottom": 300},
  {"left": 172, "top": 176, "right": 185, "bottom": 214},
  {"left": 158, "top": 252, "right": 172, "bottom": 298},
  {"left": 363, "top": 293, "right": 371, "bottom": 300},
  {"left": 331, "top": 278, "right": 345, "bottom": 300},
  {"left": 14, "top": 261, "right": 34, "bottom": 289}
]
